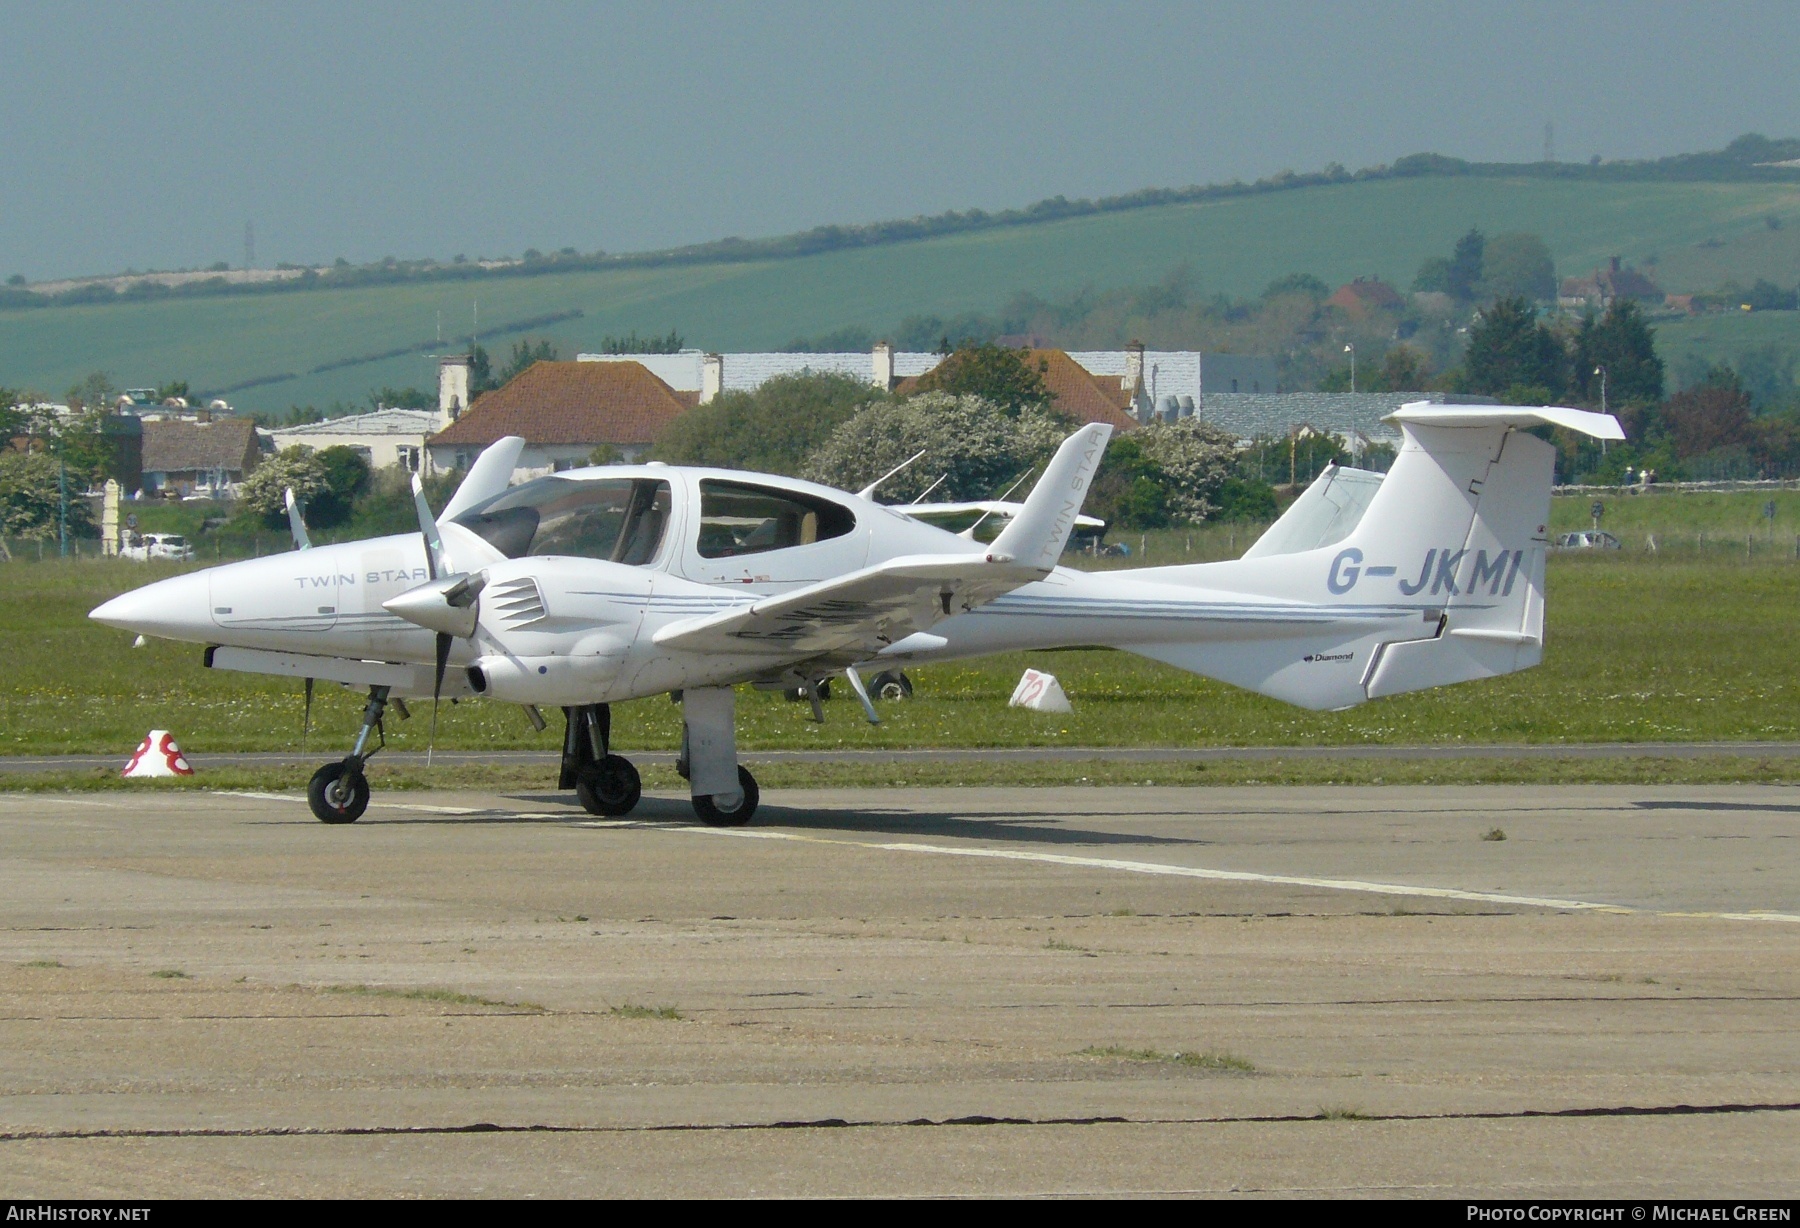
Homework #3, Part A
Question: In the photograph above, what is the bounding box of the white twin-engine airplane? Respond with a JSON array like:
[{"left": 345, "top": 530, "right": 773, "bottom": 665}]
[{"left": 91, "top": 402, "right": 1621, "bottom": 826}]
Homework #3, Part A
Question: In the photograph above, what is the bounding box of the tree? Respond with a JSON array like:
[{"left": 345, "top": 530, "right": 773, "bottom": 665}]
[
  {"left": 235, "top": 446, "right": 330, "bottom": 528},
  {"left": 1571, "top": 300, "right": 1663, "bottom": 405},
  {"left": 1658, "top": 383, "right": 1752, "bottom": 457},
  {"left": 1412, "top": 256, "right": 1454, "bottom": 295},
  {"left": 653, "top": 372, "right": 881, "bottom": 475},
  {"left": 1448, "top": 228, "right": 1485, "bottom": 301},
  {"left": 1745, "top": 279, "right": 1798, "bottom": 311},
  {"left": 1463, "top": 297, "right": 1566, "bottom": 398},
  {"left": 65, "top": 371, "right": 117, "bottom": 413},
  {"left": 1480, "top": 233, "right": 1556, "bottom": 301},
  {"left": 367, "top": 385, "right": 433, "bottom": 410},
  {"left": 467, "top": 344, "right": 494, "bottom": 396},
  {"left": 911, "top": 342, "right": 1054, "bottom": 415},
  {"left": 1087, "top": 436, "right": 1172, "bottom": 529},
  {"left": 0, "top": 452, "right": 93, "bottom": 540},
  {"left": 599, "top": 329, "right": 683, "bottom": 355},
  {"left": 802, "top": 392, "right": 1066, "bottom": 502},
  {"left": 154, "top": 379, "right": 191, "bottom": 404},
  {"left": 308, "top": 445, "right": 371, "bottom": 526},
  {"left": 1129, "top": 419, "right": 1240, "bottom": 523},
  {"left": 1368, "top": 344, "right": 1430, "bottom": 392},
  {"left": 1263, "top": 273, "right": 1329, "bottom": 300},
  {"left": 496, "top": 338, "right": 557, "bottom": 386}
]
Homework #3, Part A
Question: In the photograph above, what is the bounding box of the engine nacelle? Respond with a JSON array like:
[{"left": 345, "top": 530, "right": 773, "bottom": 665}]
[{"left": 467, "top": 632, "right": 633, "bottom": 706}]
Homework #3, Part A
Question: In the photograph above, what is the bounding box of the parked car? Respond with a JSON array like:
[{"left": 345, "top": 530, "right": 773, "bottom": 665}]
[
  {"left": 1554, "top": 530, "right": 1621, "bottom": 550},
  {"left": 120, "top": 532, "right": 196, "bottom": 562}
]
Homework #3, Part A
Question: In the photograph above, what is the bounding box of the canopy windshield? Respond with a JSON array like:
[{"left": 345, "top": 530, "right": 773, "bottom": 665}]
[{"left": 452, "top": 476, "right": 671, "bottom": 564}]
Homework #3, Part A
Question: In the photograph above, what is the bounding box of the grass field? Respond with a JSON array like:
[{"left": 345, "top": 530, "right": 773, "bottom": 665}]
[
  {"left": 7, "top": 487, "right": 1798, "bottom": 765},
  {"left": 5, "top": 175, "right": 1798, "bottom": 413}
]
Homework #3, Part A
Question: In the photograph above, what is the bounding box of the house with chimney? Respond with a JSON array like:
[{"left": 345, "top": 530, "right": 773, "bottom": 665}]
[
  {"left": 139, "top": 416, "right": 263, "bottom": 497},
  {"left": 425, "top": 358, "right": 695, "bottom": 475},
  {"left": 1559, "top": 257, "right": 1662, "bottom": 310}
]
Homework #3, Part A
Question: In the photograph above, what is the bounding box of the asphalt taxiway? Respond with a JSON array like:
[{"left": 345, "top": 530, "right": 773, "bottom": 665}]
[{"left": 2, "top": 782, "right": 1796, "bottom": 1197}]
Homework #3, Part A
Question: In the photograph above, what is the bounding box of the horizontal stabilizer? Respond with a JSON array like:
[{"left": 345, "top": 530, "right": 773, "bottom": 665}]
[{"left": 1387, "top": 402, "right": 1624, "bottom": 440}]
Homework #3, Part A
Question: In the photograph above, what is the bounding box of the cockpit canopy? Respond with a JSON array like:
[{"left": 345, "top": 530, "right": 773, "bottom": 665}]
[
  {"left": 453, "top": 476, "right": 672, "bottom": 564},
  {"left": 449, "top": 472, "right": 859, "bottom": 566},
  {"left": 694, "top": 479, "right": 855, "bottom": 559}
]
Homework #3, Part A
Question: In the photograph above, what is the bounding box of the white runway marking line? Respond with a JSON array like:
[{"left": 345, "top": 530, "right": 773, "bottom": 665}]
[
  {"left": 667, "top": 826, "right": 1800, "bottom": 925},
  {"left": 216, "top": 791, "right": 484, "bottom": 816}
]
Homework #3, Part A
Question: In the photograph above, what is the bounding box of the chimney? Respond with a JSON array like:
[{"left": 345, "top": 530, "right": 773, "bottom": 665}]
[
  {"left": 1123, "top": 341, "right": 1147, "bottom": 421},
  {"left": 872, "top": 341, "right": 894, "bottom": 391},
  {"left": 1116, "top": 336, "right": 1144, "bottom": 388},
  {"left": 700, "top": 353, "right": 723, "bottom": 404},
  {"left": 438, "top": 355, "right": 471, "bottom": 431}
]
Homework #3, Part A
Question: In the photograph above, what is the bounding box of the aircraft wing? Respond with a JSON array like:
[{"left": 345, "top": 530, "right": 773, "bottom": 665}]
[
  {"left": 655, "top": 422, "right": 1113, "bottom": 657},
  {"left": 651, "top": 552, "right": 1045, "bottom": 656},
  {"left": 893, "top": 500, "right": 1106, "bottom": 530}
]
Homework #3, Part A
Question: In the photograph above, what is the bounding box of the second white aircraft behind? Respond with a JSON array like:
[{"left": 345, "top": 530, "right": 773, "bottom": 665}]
[{"left": 92, "top": 402, "right": 1622, "bottom": 825}]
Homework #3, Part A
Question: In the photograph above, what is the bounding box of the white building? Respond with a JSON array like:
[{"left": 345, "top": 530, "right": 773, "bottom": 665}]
[
  {"left": 577, "top": 345, "right": 1276, "bottom": 421},
  {"left": 268, "top": 407, "right": 439, "bottom": 472}
]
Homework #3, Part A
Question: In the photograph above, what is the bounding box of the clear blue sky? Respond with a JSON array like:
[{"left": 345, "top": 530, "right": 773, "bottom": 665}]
[{"left": 3, "top": 0, "right": 1795, "bottom": 281}]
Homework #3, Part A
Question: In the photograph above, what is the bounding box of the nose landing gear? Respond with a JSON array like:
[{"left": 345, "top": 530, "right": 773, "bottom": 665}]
[
  {"left": 306, "top": 685, "right": 390, "bottom": 824},
  {"left": 561, "top": 703, "right": 643, "bottom": 817}
]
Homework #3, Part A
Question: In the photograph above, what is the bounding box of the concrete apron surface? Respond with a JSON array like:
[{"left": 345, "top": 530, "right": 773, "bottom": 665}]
[{"left": 1, "top": 783, "right": 1797, "bottom": 1198}]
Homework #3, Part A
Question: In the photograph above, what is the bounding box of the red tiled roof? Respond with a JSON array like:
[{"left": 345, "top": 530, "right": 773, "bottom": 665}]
[
  {"left": 892, "top": 349, "right": 1138, "bottom": 431},
  {"left": 1326, "top": 278, "right": 1405, "bottom": 313},
  {"left": 428, "top": 361, "right": 689, "bottom": 447}
]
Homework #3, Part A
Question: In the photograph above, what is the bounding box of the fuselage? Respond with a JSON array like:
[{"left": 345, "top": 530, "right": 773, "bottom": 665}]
[{"left": 91, "top": 462, "right": 1435, "bottom": 709}]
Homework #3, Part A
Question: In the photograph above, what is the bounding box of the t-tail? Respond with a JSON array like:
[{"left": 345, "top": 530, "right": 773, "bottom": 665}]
[{"left": 1121, "top": 403, "right": 1623, "bottom": 710}]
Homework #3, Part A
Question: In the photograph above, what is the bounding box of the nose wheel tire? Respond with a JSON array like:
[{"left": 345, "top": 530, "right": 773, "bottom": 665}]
[
  {"left": 692, "top": 766, "right": 759, "bottom": 827},
  {"left": 308, "top": 761, "right": 370, "bottom": 824},
  {"left": 575, "top": 755, "right": 642, "bottom": 817}
]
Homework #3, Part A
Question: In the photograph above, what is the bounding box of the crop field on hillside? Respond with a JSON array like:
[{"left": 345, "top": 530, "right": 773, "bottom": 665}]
[
  {"left": 9, "top": 500, "right": 1797, "bottom": 761},
  {"left": 4, "top": 176, "right": 1797, "bottom": 413}
]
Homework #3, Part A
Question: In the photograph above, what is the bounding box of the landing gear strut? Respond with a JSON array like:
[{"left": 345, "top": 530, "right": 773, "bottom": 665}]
[
  {"left": 561, "top": 703, "right": 642, "bottom": 817},
  {"left": 306, "top": 685, "right": 389, "bottom": 824},
  {"left": 682, "top": 686, "right": 758, "bottom": 826}
]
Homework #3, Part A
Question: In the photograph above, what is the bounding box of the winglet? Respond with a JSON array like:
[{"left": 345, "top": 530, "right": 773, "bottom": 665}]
[
  {"left": 440, "top": 436, "right": 526, "bottom": 521},
  {"left": 985, "top": 423, "right": 1112, "bottom": 571}
]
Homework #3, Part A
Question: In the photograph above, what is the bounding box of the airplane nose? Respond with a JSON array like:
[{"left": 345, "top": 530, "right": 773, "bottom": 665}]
[{"left": 89, "top": 571, "right": 214, "bottom": 640}]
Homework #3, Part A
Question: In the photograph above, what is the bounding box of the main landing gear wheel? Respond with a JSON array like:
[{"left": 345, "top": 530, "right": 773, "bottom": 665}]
[
  {"left": 872, "top": 670, "right": 913, "bottom": 701},
  {"left": 692, "top": 766, "right": 759, "bottom": 827},
  {"left": 308, "top": 761, "right": 370, "bottom": 824},
  {"left": 575, "top": 755, "right": 642, "bottom": 817}
]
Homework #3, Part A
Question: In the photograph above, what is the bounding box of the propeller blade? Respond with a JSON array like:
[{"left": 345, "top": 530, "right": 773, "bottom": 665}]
[
  {"left": 412, "top": 474, "right": 443, "bottom": 580},
  {"left": 285, "top": 489, "right": 312, "bottom": 551},
  {"left": 302, "top": 676, "right": 314, "bottom": 752},
  {"left": 428, "top": 630, "right": 451, "bottom": 768}
]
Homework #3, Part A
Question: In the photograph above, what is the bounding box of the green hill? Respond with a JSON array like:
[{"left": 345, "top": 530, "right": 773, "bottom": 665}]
[{"left": 5, "top": 173, "right": 1800, "bottom": 413}]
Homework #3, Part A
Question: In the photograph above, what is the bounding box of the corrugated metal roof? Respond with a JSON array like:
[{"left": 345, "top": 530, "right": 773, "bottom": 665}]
[
  {"left": 1197, "top": 392, "right": 1494, "bottom": 441},
  {"left": 272, "top": 408, "right": 437, "bottom": 438}
]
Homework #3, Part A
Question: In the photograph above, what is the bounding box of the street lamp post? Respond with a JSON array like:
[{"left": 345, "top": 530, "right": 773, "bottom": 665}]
[
  {"left": 1344, "top": 343, "right": 1356, "bottom": 394},
  {"left": 1594, "top": 365, "right": 1609, "bottom": 457}
]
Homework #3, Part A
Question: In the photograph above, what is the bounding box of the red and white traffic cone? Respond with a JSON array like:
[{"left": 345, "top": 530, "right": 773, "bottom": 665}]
[{"left": 122, "top": 730, "right": 194, "bottom": 778}]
